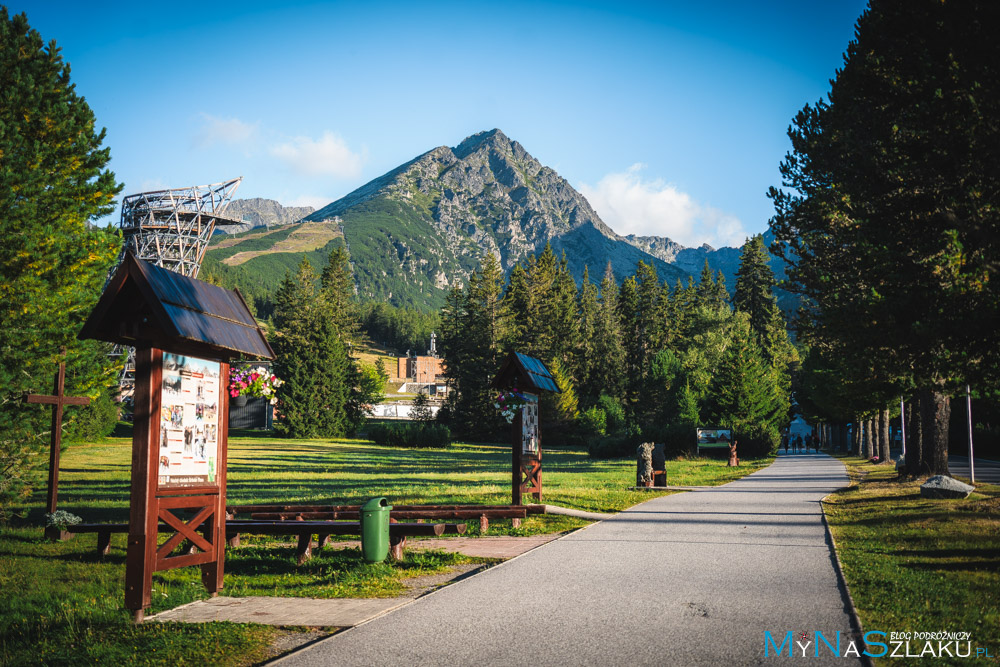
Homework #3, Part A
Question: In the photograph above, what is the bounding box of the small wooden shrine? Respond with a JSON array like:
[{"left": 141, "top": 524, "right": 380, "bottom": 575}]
[
  {"left": 491, "top": 352, "right": 559, "bottom": 505},
  {"left": 78, "top": 253, "right": 273, "bottom": 621}
]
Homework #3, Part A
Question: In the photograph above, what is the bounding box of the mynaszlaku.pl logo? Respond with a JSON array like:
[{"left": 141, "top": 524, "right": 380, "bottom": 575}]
[{"left": 764, "top": 630, "right": 993, "bottom": 659}]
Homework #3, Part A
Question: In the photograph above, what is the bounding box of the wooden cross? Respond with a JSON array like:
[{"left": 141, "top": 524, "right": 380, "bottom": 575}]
[{"left": 25, "top": 356, "right": 90, "bottom": 515}]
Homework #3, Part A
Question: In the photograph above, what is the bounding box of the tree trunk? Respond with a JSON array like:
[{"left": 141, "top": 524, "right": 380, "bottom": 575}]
[
  {"left": 864, "top": 417, "right": 874, "bottom": 459},
  {"left": 905, "top": 398, "right": 923, "bottom": 476},
  {"left": 839, "top": 422, "right": 849, "bottom": 451},
  {"left": 918, "top": 387, "right": 950, "bottom": 476},
  {"left": 853, "top": 416, "right": 863, "bottom": 457},
  {"left": 879, "top": 407, "right": 891, "bottom": 463}
]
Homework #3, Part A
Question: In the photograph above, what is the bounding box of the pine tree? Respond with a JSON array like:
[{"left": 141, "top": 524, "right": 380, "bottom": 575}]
[
  {"left": 591, "top": 263, "right": 626, "bottom": 402},
  {"left": 439, "top": 253, "right": 509, "bottom": 435},
  {"left": 733, "top": 236, "right": 779, "bottom": 350},
  {"left": 770, "top": 0, "right": 1000, "bottom": 475},
  {"left": 618, "top": 275, "right": 642, "bottom": 410},
  {"left": 272, "top": 259, "right": 350, "bottom": 437},
  {"left": 575, "top": 266, "right": 599, "bottom": 402},
  {"left": 1, "top": 9, "right": 123, "bottom": 513},
  {"left": 708, "top": 314, "right": 783, "bottom": 433},
  {"left": 410, "top": 391, "right": 433, "bottom": 422},
  {"left": 320, "top": 244, "right": 359, "bottom": 343},
  {"left": 676, "top": 380, "right": 700, "bottom": 428}
]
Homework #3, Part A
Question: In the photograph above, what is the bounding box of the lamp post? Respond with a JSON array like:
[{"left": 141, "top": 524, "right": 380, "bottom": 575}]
[
  {"left": 966, "top": 385, "right": 975, "bottom": 484},
  {"left": 899, "top": 396, "right": 906, "bottom": 457}
]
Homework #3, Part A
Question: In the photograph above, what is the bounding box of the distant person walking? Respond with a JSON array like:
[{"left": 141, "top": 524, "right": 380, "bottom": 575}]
[{"left": 782, "top": 433, "right": 789, "bottom": 455}]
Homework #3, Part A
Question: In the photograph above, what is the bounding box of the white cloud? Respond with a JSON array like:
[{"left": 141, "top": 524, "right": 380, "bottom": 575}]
[
  {"left": 578, "top": 164, "right": 748, "bottom": 249},
  {"left": 195, "top": 113, "right": 259, "bottom": 148},
  {"left": 269, "top": 131, "right": 365, "bottom": 179}
]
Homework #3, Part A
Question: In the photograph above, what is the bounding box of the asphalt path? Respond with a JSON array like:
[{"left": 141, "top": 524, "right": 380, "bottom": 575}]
[
  {"left": 279, "top": 453, "right": 862, "bottom": 666},
  {"left": 948, "top": 455, "right": 1000, "bottom": 484}
]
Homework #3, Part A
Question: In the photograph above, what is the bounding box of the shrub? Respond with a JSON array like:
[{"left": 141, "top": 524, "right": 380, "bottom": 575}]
[
  {"left": 736, "top": 423, "right": 780, "bottom": 458},
  {"left": 578, "top": 407, "right": 607, "bottom": 437},
  {"left": 367, "top": 422, "right": 451, "bottom": 448},
  {"left": 587, "top": 431, "right": 649, "bottom": 459},
  {"left": 65, "top": 389, "right": 120, "bottom": 441},
  {"left": 597, "top": 394, "right": 626, "bottom": 433}
]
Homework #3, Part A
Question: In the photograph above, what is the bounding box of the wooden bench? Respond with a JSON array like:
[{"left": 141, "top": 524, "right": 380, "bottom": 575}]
[
  {"left": 226, "top": 519, "right": 467, "bottom": 563},
  {"left": 67, "top": 519, "right": 467, "bottom": 563},
  {"left": 229, "top": 504, "right": 546, "bottom": 533},
  {"left": 67, "top": 522, "right": 130, "bottom": 556}
]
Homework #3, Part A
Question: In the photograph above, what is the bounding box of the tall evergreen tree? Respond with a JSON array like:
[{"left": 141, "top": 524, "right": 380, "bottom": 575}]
[
  {"left": 708, "top": 314, "right": 784, "bottom": 433},
  {"left": 575, "top": 266, "right": 599, "bottom": 402},
  {"left": 591, "top": 263, "right": 626, "bottom": 402},
  {"left": 733, "top": 236, "right": 780, "bottom": 353},
  {"left": 320, "top": 244, "right": 359, "bottom": 343},
  {"left": 618, "top": 275, "right": 642, "bottom": 410},
  {"left": 439, "top": 253, "right": 509, "bottom": 435},
  {"left": 272, "top": 260, "right": 350, "bottom": 438},
  {"left": 770, "top": 0, "right": 1000, "bottom": 475},
  {"left": 1, "top": 9, "right": 123, "bottom": 513}
]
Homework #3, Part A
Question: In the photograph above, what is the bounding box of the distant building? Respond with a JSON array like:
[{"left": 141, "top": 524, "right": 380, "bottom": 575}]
[{"left": 396, "top": 331, "right": 446, "bottom": 386}]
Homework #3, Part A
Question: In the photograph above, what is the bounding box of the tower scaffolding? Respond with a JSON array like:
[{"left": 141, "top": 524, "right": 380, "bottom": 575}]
[{"left": 110, "top": 178, "right": 243, "bottom": 398}]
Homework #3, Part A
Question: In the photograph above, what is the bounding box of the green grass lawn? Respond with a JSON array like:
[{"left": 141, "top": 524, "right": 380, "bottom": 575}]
[
  {"left": 824, "top": 455, "right": 1000, "bottom": 666},
  {"left": 0, "top": 434, "right": 772, "bottom": 665}
]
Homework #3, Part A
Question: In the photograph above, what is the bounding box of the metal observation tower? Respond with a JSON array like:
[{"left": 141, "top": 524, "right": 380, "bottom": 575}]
[{"left": 110, "top": 178, "right": 244, "bottom": 396}]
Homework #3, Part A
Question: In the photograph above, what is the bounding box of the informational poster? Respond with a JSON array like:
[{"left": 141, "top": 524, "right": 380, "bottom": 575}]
[
  {"left": 696, "top": 428, "right": 733, "bottom": 449},
  {"left": 521, "top": 393, "right": 539, "bottom": 455},
  {"left": 159, "top": 353, "right": 220, "bottom": 487}
]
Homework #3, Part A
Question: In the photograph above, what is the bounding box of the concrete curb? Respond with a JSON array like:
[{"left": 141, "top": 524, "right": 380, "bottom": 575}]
[{"left": 820, "top": 494, "right": 875, "bottom": 667}]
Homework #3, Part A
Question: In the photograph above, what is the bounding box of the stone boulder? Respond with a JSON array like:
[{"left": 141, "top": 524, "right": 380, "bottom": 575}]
[
  {"left": 895, "top": 455, "right": 905, "bottom": 472},
  {"left": 920, "top": 475, "right": 974, "bottom": 500}
]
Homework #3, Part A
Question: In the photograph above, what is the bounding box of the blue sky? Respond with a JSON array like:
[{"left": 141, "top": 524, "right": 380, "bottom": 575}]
[{"left": 9, "top": 0, "right": 868, "bottom": 249}]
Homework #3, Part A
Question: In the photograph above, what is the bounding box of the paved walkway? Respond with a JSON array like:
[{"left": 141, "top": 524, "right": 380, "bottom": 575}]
[
  {"left": 948, "top": 455, "right": 1000, "bottom": 484},
  {"left": 277, "top": 453, "right": 862, "bottom": 666},
  {"left": 147, "top": 535, "right": 562, "bottom": 625}
]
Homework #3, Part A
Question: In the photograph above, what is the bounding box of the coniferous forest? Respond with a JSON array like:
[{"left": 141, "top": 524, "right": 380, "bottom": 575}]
[{"left": 438, "top": 239, "right": 795, "bottom": 457}]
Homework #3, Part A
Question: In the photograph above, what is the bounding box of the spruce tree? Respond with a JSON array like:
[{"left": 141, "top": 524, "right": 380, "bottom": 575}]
[
  {"left": 1, "top": 9, "right": 123, "bottom": 512},
  {"left": 320, "top": 244, "right": 359, "bottom": 343},
  {"left": 770, "top": 0, "right": 1000, "bottom": 475},
  {"left": 617, "top": 275, "right": 642, "bottom": 410},
  {"left": 575, "top": 266, "right": 599, "bottom": 402},
  {"left": 708, "top": 314, "right": 783, "bottom": 433},
  {"left": 591, "top": 263, "right": 626, "bottom": 402},
  {"left": 439, "top": 253, "right": 509, "bottom": 435},
  {"left": 272, "top": 259, "right": 350, "bottom": 437}
]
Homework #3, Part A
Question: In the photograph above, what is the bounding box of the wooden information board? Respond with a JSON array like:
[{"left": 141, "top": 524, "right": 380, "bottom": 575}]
[{"left": 126, "top": 347, "right": 230, "bottom": 620}]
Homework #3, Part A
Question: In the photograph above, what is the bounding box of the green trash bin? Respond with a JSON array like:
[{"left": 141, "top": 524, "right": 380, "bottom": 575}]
[{"left": 360, "top": 497, "right": 392, "bottom": 563}]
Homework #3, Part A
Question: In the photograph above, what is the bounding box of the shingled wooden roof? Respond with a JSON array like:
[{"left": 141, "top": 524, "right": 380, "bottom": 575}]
[
  {"left": 491, "top": 352, "right": 560, "bottom": 393},
  {"left": 79, "top": 253, "right": 274, "bottom": 360}
]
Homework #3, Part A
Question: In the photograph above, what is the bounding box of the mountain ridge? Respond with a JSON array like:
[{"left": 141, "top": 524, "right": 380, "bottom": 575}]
[{"left": 205, "top": 129, "right": 781, "bottom": 311}]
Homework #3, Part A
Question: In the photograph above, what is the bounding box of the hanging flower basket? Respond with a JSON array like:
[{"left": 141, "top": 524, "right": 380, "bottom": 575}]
[
  {"left": 493, "top": 388, "right": 528, "bottom": 424},
  {"left": 229, "top": 366, "right": 283, "bottom": 405}
]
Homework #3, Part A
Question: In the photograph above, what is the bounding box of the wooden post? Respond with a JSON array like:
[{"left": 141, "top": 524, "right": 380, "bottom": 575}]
[
  {"left": 25, "top": 353, "right": 91, "bottom": 538},
  {"left": 512, "top": 407, "right": 522, "bottom": 506},
  {"left": 201, "top": 361, "right": 229, "bottom": 596},
  {"left": 125, "top": 346, "right": 159, "bottom": 619}
]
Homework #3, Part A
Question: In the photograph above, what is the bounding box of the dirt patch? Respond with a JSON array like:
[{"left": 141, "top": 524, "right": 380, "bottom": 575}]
[
  {"left": 210, "top": 226, "right": 286, "bottom": 250},
  {"left": 222, "top": 221, "right": 342, "bottom": 266}
]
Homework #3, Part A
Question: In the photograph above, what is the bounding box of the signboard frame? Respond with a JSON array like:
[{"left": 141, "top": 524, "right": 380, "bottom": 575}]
[
  {"left": 513, "top": 392, "right": 541, "bottom": 505},
  {"left": 125, "top": 346, "right": 230, "bottom": 621},
  {"left": 696, "top": 427, "right": 733, "bottom": 455}
]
